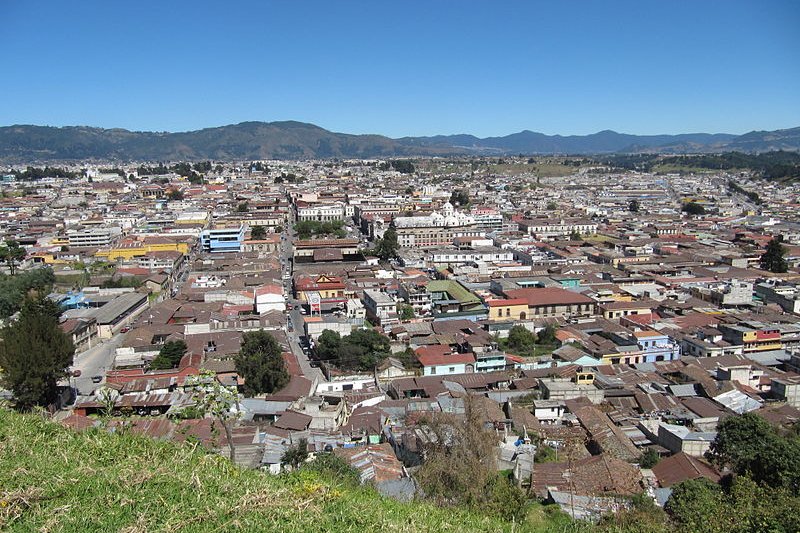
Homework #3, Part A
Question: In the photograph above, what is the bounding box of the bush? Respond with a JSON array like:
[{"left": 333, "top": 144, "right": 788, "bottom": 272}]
[{"left": 300, "top": 453, "right": 361, "bottom": 487}]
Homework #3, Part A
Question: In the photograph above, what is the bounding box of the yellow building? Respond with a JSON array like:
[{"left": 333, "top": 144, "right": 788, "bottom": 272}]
[
  {"left": 486, "top": 298, "right": 530, "bottom": 321},
  {"left": 95, "top": 236, "right": 190, "bottom": 261}
]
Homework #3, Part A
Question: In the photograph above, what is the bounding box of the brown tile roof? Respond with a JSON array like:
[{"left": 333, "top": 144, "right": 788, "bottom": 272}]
[
  {"left": 273, "top": 410, "right": 313, "bottom": 431},
  {"left": 652, "top": 452, "right": 721, "bottom": 487},
  {"left": 506, "top": 287, "right": 595, "bottom": 307}
]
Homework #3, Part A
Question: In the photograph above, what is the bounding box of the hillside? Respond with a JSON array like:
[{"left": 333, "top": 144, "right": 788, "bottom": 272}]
[
  {"left": 1, "top": 122, "right": 798, "bottom": 163},
  {"left": 0, "top": 410, "right": 585, "bottom": 533}
]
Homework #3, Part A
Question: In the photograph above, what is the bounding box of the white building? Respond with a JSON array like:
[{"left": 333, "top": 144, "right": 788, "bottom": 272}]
[{"left": 255, "top": 285, "right": 285, "bottom": 314}]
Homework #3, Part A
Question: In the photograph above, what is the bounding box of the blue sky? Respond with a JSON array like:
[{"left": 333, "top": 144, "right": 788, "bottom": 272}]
[{"left": 1, "top": 1, "right": 798, "bottom": 137}]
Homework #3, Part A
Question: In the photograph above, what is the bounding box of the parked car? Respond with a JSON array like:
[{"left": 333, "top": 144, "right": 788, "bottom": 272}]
[{"left": 91, "top": 375, "right": 103, "bottom": 383}]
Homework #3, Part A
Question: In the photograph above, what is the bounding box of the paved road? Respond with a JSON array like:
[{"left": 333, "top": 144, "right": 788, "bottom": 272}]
[
  {"left": 69, "top": 333, "right": 127, "bottom": 395},
  {"left": 280, "top": 206, "right": 325, "bottom": 382}
]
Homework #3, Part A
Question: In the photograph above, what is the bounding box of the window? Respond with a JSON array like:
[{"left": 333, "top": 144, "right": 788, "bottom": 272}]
[
  {"left": 430, "top": 367, "right": 436, "bottom": 375},
  {"left": 448, "top": 367, "right": 456, "bottom": 373}
]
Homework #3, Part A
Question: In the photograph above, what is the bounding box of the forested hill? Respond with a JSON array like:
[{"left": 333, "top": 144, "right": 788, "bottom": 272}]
[{"left": 0, "top": 122, "right": 798, "bottom": 162}]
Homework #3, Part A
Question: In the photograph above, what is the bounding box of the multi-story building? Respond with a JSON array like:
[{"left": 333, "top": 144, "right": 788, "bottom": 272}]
[
  {"left": 393, "top": 202, "right": 483, "bottom": 248},
  {"left": 690, "top": 280, "right": 753, "bottom": 307},
  {"left": 719, "top": 321, "right": 782, "bottom": 353},
  {"left": 200, "top": 226, "right": 245, "bottom": 253},
  {"left": 518, "top": 218, "right": 598, "bottom": 239},
  {"left": 755, "top": 282, "right": 800, "bottom": 314},
  {"left": 67, "top": 227, "right": 117, "bottom": 248},
  {"left": 362, "top": 289, "right": 399, "bottom": 327},
  {"left": 398, "top": 281, "right": 433, "bottom": 317},
  {"left": 632, "top": 330, "right": 681, "bottom": 362},
  {"left": 504, "top": 288, "right": 598, "bottom": 319},
  {"left": 426, "top": 247, "right": 514, "bottom": 266},
  {"left": 296, "top": 202, "right": 346, "bottom": 222}
]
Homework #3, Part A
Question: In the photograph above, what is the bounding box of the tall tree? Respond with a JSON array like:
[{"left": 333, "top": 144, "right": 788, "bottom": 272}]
[
  {"left": 373, "top": 227, "right": 398, "bottom": 261},
  {"left": 0, "top": 240, "right": 26, "bottom": 275},
  {"left": 234, "top": 329, "right": 289, "bottom": 396},
  {"left": 0, "top": 295, "right": 75, "bottom": 410},
  {"left": 628, "top": 199, "right": 640, "bottom": 212},
  {"left": 760, "top": 236, "right": 788, "bottom": 273},
  {"left": 316, "top": 329, "right": 342, "bottom": 361}
]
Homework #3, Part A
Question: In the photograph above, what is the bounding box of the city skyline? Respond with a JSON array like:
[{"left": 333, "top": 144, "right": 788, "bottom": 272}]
[{"left": 0, "top": 1, "right": 798, "bottom": 137}]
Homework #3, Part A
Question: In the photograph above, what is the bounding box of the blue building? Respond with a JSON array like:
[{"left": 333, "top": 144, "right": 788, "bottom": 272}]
[
  {"left": 634, "top": 330, "right": 681, "bottom": 362},
  {"left": 200, "top": 226, "right": 245, "bottom": 253}
]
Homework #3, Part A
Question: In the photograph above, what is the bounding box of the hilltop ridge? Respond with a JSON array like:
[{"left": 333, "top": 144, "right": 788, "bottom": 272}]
[{"left": 0, "top": 122, "right": 798, "bottom": 163}]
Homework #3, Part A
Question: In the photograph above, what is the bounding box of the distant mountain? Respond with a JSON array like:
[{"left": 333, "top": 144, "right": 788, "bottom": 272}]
[{"left": 0, "top": 121, "right": 798, "bottom": 163}]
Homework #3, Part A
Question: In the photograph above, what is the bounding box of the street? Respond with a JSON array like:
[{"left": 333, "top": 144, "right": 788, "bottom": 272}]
[
  {"left": 281, "top": 207, "right": 325, "bottom": 382},
  {"left": 69, "top": 333, "right": 127, "bottom": 395}
]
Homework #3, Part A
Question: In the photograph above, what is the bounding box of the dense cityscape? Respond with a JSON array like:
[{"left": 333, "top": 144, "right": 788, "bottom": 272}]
[
  {"left": 2, "top": 1, "right": 799, "bottom": 531},
  {"left": 1, "top": 154, "right": 799, "bottom": 530}
]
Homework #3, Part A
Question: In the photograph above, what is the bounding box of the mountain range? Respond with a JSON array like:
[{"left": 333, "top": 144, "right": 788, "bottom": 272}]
[{"left": 1, "top": 121, "right": 798, "bottom": 163}]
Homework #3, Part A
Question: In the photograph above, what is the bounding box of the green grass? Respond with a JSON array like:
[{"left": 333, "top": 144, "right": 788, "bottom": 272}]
[{"left": 0, "top": 409, "right": 594, "bottom": 533}]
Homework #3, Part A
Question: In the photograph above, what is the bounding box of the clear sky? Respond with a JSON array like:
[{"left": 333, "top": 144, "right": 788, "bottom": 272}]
[{"left": 1, "top": 1, "right": 798, "bottom": 137}]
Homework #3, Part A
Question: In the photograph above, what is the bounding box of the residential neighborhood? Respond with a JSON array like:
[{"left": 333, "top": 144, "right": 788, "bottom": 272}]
[{"left": 1, "top": 156, "right": 800, "bottom": 521}]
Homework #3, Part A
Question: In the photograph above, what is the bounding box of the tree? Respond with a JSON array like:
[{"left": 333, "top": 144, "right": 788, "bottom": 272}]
[
  {"left": 707, "top": 412, "right": 800, "bottom": 492},
  {"left": 0, "top": 295, "right": 75, "bottom": 410},
  {"left": 281, "top": 438, "right": 309, "bottom": 470},
  {"left": 536, "top": 324, "right": 557, "bottom": 345},
  {"left": 449, "top": 189, "right": 470, "bottom": 207},
  {"left": 236, "top": 202, "right": 249, "bottom": 212},
  {"left": 167, "top": 189, "right": 184, "bottom": 201},
  {"left": 760, "top": 236, "right": 788, "bottom": 273},
  {"left": 398, "top": 304, "right": 415, "bottom": 321},
  {"left": 300, "top": 452, "right": 361, "bottom": 486},
  {"left": 318, "top": 328, "right": 391, "bottom": 371},
  {"left": 336, "top": 329, "right": 391, "bottom": 370},
  {"left": 639, "top": 448, "right": 660, "bottom": 468},
  {"left": 0, "top": 240, "right": 27, "bottom": 275},
  {"left": 416, "top": 397, "right": 527, "bottom": 520},
  {"left": 0, "top": 268, "right": 55, "bottom": 319},
  {"left": 250, "top": 225, "right": 267, "bottom": 240},
  {"left": 395, "top": 347, "right": 421, "bottom": 369},
  {"left": 234, "top": 330, "right": 289, "bottom": 396},
  {"left": 184, "top": 370, "right": 242, "bottom": 463},
  {"left": 150, "top": 340, "right": 188, "bottom": 370},
  {"left": 373, "top": 227, "right": 398, "bottom": 261},
  {"left": 507, "top": 325, "right": 536, "bottom": 353},
  {"left": 315, "top": 330, "right": 342, "bottom": 361},
  {"left": 569, "top": 230, "right": 581, "bottom": 240},
  {"left": 390, "top": 160, "right": 415, "bottom": 174},
  {"left": 665, "top": 478, "right": 728, "bottom": 533},
  {"left": 682, "top": 201, "right": 706, "bottom": 216},
  {"left": 546, "top": 201, "right": 558, "bottom": 210},
  {"left": 628, "top": 199, "right": 640, "bottom": 212}
]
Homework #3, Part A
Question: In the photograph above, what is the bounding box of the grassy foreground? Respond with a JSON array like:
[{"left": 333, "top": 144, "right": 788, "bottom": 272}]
[{"left": 0, "top": 409, "right": 588, "bottom": 533}]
